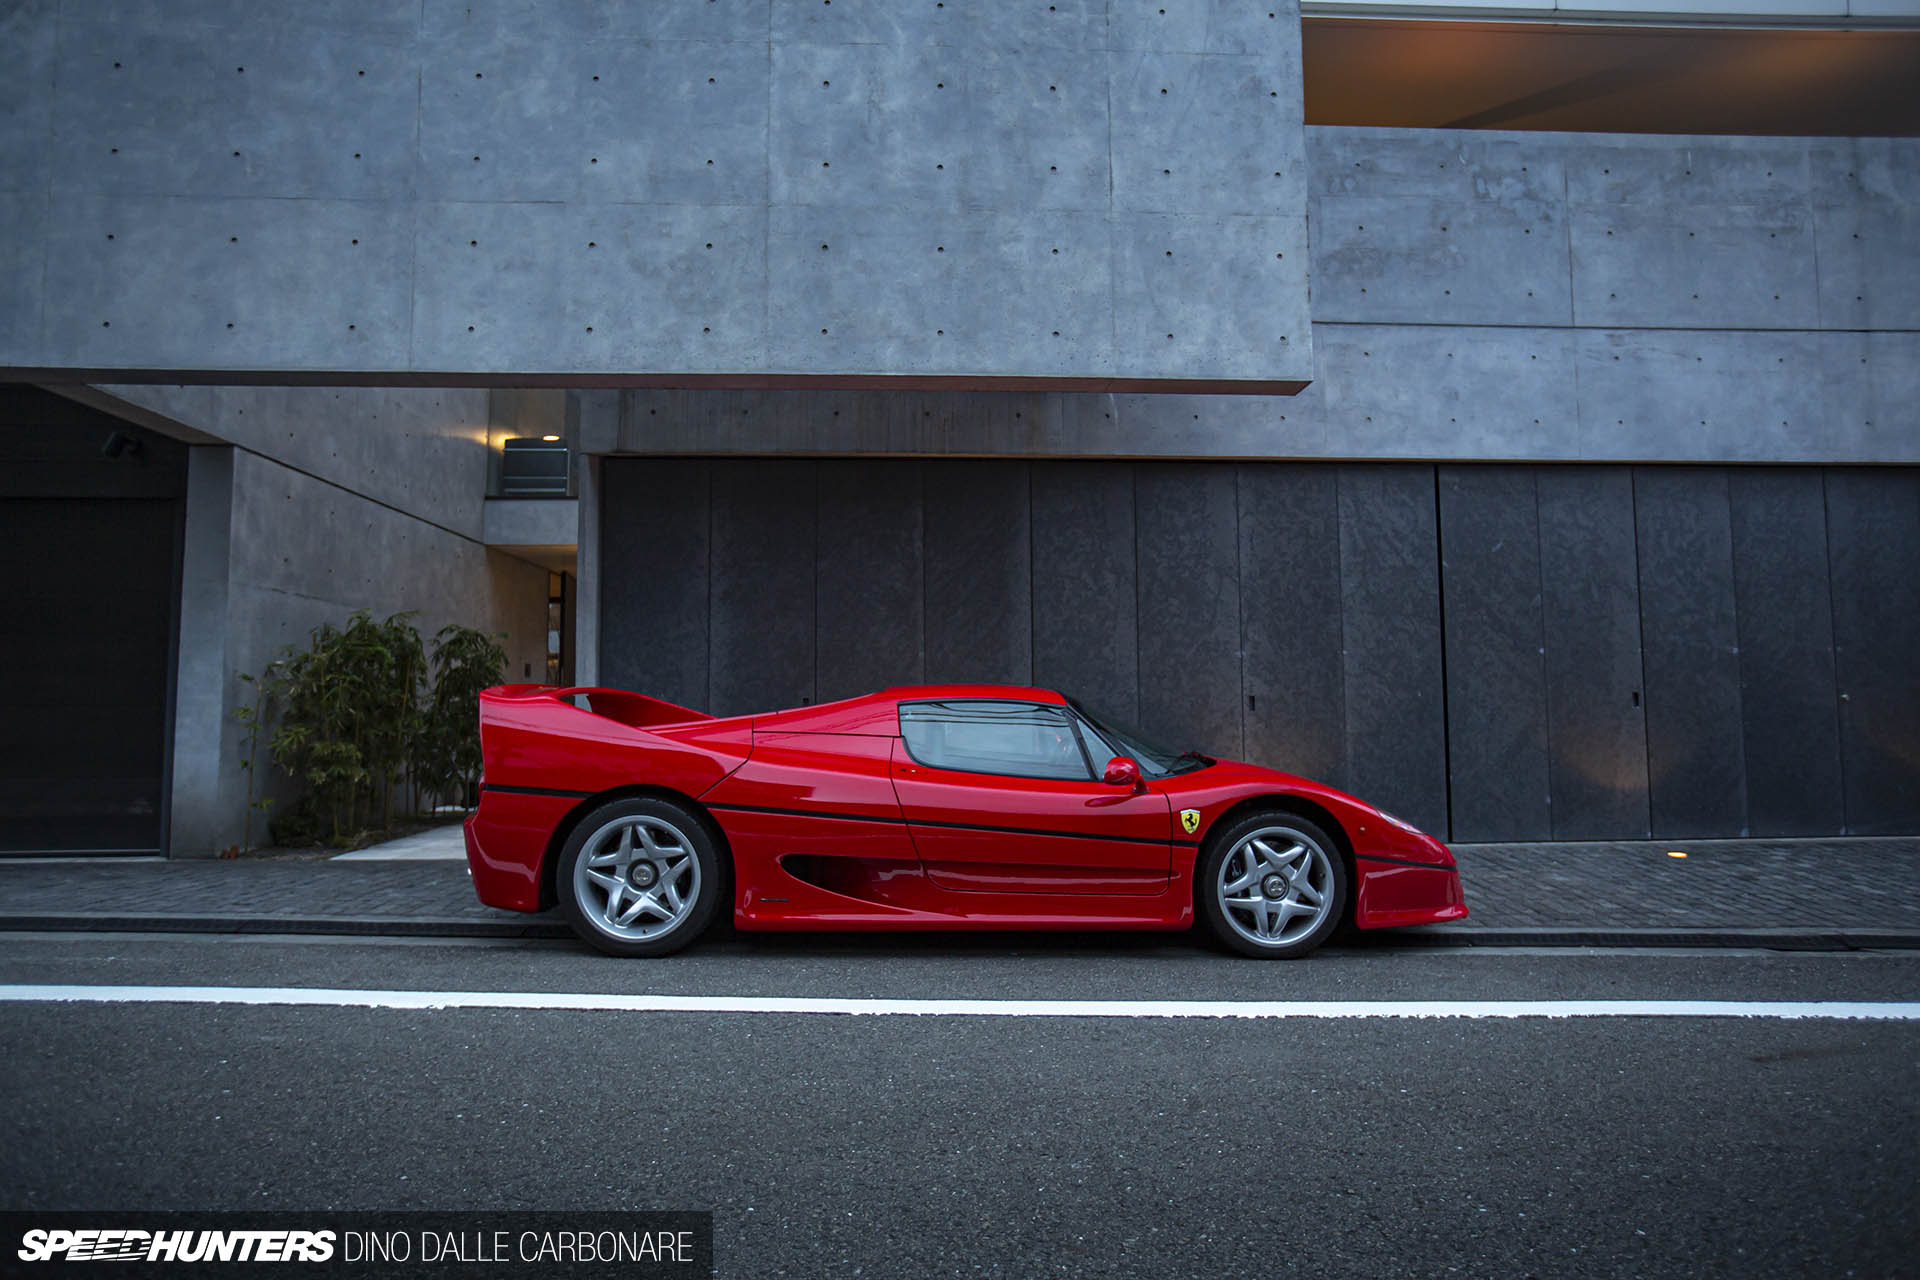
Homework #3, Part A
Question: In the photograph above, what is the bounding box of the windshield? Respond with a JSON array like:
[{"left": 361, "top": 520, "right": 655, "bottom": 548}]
[{"left": 1066, "top": 698, "right": 1212, "bottom": 779}]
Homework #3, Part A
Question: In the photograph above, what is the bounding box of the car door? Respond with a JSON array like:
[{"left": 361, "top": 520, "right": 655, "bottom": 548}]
[{"left": 889, "top": 699, "right": 1172, "bottom": 895}]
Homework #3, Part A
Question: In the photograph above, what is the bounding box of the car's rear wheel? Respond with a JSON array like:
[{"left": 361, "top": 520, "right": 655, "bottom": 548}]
[
  {"left": 1197, "top": 812, "right": 1349, "bottom": 959},
  {"left": 557, "top": 797, "right": 724, "bottom": 957}
]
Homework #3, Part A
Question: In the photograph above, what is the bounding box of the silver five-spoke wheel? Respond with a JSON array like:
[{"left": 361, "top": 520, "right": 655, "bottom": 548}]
[
  {"left": 575, "top": 814, "right": 702, "bottom": 941},
  {"left": 558, "top": 797, "right": 722, "bottom": 956},
  {"left": 1217, "top": 825, "right": 1334, "bottom": 947},
  {"left": 1198, "top": 813, "right": 1348, "bottom": 959}
]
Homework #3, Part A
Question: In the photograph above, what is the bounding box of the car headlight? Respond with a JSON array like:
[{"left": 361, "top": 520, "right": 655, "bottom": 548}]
[{"left": 1374, "top": 807, "right": 1426, "bottom": 836}]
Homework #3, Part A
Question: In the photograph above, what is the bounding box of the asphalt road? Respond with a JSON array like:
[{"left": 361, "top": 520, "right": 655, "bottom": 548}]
[{"left": 2, "top": 934, "right": 1915, "bottom": 1279}]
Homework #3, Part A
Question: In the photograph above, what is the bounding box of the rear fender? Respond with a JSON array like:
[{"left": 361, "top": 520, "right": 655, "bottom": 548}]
[{"left": 477, "top": 685, "right": 750, "bottom": 797}]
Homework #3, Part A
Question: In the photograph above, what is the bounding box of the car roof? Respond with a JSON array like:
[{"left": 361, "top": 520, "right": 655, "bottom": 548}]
[
  {"left": 746, "top": 685, "right": 1069, "bottom": 735},
  {"left": 883, "top": 684, "right": 1068, "bottom": 705}
]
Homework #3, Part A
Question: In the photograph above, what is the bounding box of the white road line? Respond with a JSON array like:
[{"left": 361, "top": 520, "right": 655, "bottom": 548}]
[{"left": 0, "top": 985, "right": 1917, "bottom": 1020}]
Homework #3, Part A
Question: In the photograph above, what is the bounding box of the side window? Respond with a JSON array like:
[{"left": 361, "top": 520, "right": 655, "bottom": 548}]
[{"left": 899, "top": 701, "right": 1094, "bottom": 781}]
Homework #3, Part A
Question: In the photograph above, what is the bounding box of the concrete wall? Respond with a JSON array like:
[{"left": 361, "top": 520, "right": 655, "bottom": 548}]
[
  {"left": 598, "top": 127, "right": 1920, "bottom": 462},
  {"left": 101, "top": 384, "right": 495, "bottom": 537},
  {"left": 599, "top": 456, "right": 1920, "bottom": 842},
  {"left": 0, "top": 0, "right": 1311, "bottom": 390},
  {"left": 170, "top": 444, "right": 550, "bottom": 855}
]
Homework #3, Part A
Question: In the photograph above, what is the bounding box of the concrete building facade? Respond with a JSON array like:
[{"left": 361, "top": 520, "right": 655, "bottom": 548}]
[{"left": 1, "top": 0, "right": 1914, "bottom": 853}]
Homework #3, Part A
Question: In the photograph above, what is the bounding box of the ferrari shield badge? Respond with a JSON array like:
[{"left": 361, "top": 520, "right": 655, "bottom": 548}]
[{"left": 1180, "top": 809, "right": 1201, "bottom": 835}]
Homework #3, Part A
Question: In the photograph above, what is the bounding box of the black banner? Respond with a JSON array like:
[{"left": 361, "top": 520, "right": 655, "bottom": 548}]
[{"left": 0, "top": 1213, "right": 711, "bottom": 1278}]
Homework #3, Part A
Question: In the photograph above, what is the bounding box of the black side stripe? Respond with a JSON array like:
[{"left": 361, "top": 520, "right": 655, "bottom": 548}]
[
  {"left": 480, "top": 790, "right": 1436, "bottom": 867},
  {"left": 1355, "top": 852, "right": 1453, "bottom": 872},
  {"left": 706, "top": 801, "right": 1200, "bottom": 849}
]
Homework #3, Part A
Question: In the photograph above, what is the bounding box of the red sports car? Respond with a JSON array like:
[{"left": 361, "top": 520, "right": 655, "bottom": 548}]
[{"left": 464, "top": 684, "right": 1466, "bottom": 959}]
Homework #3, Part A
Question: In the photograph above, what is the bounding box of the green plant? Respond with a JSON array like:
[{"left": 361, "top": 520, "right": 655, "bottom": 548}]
[
  {"left": 232, "top": 665, "right": 281, "bottom": 851},
  {"left": 244, "top": 612, "right": 503, "bottom": 847},
  {"left": 243, "top": 610, "right": 506, "bottom": 840},
  {"left": 415, "top": 624, "right": 508, "bottom": 810},
  {"left": 266, "top": 610, "right": 424, "bottom": 845}
]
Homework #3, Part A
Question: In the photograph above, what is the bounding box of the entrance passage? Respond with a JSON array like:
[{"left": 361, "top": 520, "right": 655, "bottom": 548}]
[{"left": 0, "top": 387, "right": 184, "bottom": 855}]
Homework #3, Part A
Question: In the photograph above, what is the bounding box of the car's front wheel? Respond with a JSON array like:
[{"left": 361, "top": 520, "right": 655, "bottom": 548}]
[
  {"left": 557, "top": 797, "right": 724, "bottom": 957},
  {"left": 1197, "top": 812, "right": 1349, "bottom": 959}
]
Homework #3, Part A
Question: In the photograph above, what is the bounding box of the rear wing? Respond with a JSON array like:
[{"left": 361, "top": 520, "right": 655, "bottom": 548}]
[
  {"left": 483, "top": 684, "right": 712, "bottom": 729},
  {"left": 476, "top": 685, "right": 747, "bottom": 798}
]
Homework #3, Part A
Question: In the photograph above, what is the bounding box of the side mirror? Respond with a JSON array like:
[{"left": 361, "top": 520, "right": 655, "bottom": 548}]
[{"left": 1103, "top": 756, "right": 1142, "bottom": 789}]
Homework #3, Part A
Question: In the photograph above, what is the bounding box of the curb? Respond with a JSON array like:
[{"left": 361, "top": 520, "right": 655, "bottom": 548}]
[
  {"left": 1, "top": 915, "right": 1917, "bottom": 950},
  {"left": 1391, "top": 926, "right": 1920, "bottom": 951},
  {"left": 0, "top": 914, "right": 574, "bottom": 940}
]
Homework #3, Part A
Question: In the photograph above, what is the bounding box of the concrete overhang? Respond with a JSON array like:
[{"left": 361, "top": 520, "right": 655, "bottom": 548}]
[
  {"left": 13, "top": 370, "right": 1311, "bottom": 396},
  {"left": 0, "top": 1, "right": 1316, "bottom": 394},
  {"left": 484, "top": 498, "right": 578, "bottom": 576}
]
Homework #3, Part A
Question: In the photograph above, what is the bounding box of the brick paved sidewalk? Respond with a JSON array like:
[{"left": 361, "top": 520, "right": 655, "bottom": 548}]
[
  {"left": 1448, "top": 838, "right": 1920, "bottom": 933},
  {"left": 0, "top": 836, "right": 1915, "bottom": 944}
]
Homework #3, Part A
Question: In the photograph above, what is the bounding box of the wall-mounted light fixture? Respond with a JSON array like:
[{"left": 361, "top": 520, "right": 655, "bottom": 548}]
[{"left": 101, "top": 429, "right": 143, "bottom": 460}]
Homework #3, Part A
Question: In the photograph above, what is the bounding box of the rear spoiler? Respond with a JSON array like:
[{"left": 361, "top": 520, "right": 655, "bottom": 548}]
[{"left": 482, "top": 685, "right": 713, "bottom": 730}]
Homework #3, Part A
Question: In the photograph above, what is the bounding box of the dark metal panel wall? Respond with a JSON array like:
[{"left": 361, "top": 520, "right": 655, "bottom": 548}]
[
  {"left": 1438, "top": 467, "right": 1551, "bottom": 842},
  {"left": 707, "top": 460, "right": 817, "bottom": 717},
  {"left": 1727, "top": 469, "right": 1844, "bottom": 836},
  {"left": 1633, "top": 468, "right": 1749, "bottom": 838},
  {"left": 815, "top": 461, "right": 924, "bottom": 704},
  {"left": 1824, "top": 470, "right": 1920, "bottom": 834},
  {"left": 599, "top": 457, "right": 1920, "bottom": 842},
  {"left": 1537, "top": 467, "right": 1650, "bottom": 839},
  {"left": 0, "top": 500, "right": 179, "bottom": 854},
  {"left": 1135, "top": 464, "right": 1243, "bottom": 761},
  {"left": 1030, "top": 462, "right": 1140, "bottom": 726},
  {"left": 1238, "top": 466, "right": 1345, "bottom": 788},
  {"left": 1336, "top": 467, "right": 1449, "bottom": 840},
  {"left": 598, "top": 459, "right": 711, "bottom": 710},
  {"left": 923, "top": 461, "right": 1032, "bottom": 686}
]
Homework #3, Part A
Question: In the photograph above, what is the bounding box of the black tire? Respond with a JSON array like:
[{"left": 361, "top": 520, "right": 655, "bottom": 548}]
[
  {"left": 556, "top": 797, "right": 726, "bottom": 957},
  {"left": 1195, "top": 811, "right": 1349, "bottom": 960}
]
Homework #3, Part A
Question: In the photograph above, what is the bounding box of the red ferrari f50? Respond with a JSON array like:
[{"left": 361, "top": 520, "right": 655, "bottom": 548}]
[{"left": 464, "top": 684, "right": 1466, "bottom": 959}]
